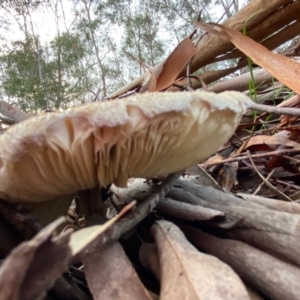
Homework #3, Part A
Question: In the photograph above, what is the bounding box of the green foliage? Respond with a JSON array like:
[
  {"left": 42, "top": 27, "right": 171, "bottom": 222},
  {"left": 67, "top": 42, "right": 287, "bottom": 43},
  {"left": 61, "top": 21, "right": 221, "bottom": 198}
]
[
  {"left": 0, "top": 32, "right": 90, "bottom": 111},
  {"left": 0, "top": 0, "right": 239, "bottom": 111}
]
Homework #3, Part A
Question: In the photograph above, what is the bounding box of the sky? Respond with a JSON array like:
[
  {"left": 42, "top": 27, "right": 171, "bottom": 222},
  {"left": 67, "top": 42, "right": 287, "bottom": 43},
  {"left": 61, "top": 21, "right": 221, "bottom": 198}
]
[
  {"left": 0, "top": 0, "right": 248, "bottom": 47},
  {"left": 0, "top": 0, "right": 74, "bottom": 44}
]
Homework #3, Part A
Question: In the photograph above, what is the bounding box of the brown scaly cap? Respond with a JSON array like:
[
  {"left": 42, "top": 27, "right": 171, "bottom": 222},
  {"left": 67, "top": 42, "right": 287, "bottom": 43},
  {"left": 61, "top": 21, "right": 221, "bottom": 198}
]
[{"left": 0, "top": 91, "right": 252, "bottom": 202}]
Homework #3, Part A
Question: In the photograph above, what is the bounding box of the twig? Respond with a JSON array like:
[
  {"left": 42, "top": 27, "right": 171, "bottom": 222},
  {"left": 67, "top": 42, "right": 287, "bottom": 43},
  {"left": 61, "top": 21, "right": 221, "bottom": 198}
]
[
  {"left": 74, "top": 171, "right": 182, "bottom": 261},
  {"left": 204, "top": 148, "right": 300, "bottom": 167},
  {"left": 253, "top": 169, "right": 275, "bottom": 195},
  {"left": 276, "top": 180, "right": 300, "bottom": 191},
  {"left": 250, "top": 102, "right": 300, "bottom": 117},
  {"left": 246, "top": 150, "right": 292, "bottom": 201}
]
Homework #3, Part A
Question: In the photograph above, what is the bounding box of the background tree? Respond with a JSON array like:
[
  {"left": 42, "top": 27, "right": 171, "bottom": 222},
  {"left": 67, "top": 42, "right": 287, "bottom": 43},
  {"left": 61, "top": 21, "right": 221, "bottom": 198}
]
[{"left": 0, "top": 0, "right": 251, "bottom": 111}]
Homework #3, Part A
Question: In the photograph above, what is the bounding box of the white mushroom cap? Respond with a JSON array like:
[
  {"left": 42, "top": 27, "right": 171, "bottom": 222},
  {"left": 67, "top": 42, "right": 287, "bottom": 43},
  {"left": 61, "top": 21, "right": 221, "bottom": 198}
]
[{"left": 0, "top": 91, "right": 252, "bottom": 202}]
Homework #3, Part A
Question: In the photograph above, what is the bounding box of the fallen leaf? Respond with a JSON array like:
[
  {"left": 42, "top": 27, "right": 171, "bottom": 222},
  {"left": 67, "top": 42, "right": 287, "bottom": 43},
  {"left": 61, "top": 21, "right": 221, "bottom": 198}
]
[
  {"left": 84, "top": 242, "right": 152, "bottom": 300},
  {"left": 69, "top": 201, "right": 136, "bottom": 258},
  {"left": 0, "top": 217, "right": 71, "bottom": 300},
  {"left": 195, "top": 22, "right": 300, "bottom": 94},
  {"left": 238, "top": 132, "right": 300, "bottom": 153},
  {"left": 152, "top": 220, "right": 249, "bottom": 300},
  {"left": 154, "top": 37, "right": 197, "bottom": 91}
]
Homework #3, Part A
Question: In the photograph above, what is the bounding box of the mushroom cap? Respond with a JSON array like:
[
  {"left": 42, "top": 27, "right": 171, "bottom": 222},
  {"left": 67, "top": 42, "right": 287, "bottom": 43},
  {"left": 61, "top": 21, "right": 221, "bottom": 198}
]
[{"left": 0, "top": 91, "right": 252, "bottom": 202}]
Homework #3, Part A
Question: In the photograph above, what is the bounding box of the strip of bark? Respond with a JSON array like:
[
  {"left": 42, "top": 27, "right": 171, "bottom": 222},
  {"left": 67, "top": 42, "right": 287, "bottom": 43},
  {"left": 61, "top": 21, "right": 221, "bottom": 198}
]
[
  {"left": 208, "top": 68, "right": 273, "bottom": 93},
  {"left": 169, "top": 180, "right": 300, "bottom": 266},
  {"left": 238, "top": 193, "right": 300, "bottom": 214},
  {"left": 157, "top": 197, "right": 224, "bottom": 221},
  {"left": 181, "top": 225, "right": 300, "bottom": 300}
]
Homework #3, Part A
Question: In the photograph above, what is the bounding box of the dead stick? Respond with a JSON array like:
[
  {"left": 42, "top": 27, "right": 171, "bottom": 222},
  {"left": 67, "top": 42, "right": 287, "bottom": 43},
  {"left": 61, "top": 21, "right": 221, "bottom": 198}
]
[
  {"left": 73, "top": 171, "right": 181, "bottom": 261},
  {"left": 204, "top": 148, "right": 300, "bottom": 167},
  {"left": 250, "top": 102, "right": 300, "bottom": 117},
  {"left": 181, "top": 226, "right": 300, "bottom": 300}
]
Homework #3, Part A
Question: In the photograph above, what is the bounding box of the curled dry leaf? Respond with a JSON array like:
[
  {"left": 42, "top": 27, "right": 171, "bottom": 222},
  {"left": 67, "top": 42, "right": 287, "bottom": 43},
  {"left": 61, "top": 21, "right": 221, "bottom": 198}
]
[
  {"left": 154, "top": 37, "right": 197, "bottom": 91},
  {"left": 237, "top": 131, "right": 300, "bottom": 154},
  {"left": 0, "top": 91, "right": 252, "bottom": 203},
  {"left": 195, "top": 22, "right": 300, "bottom": 94},
  {"left": 107, "top": 37, "right": 196, "bottom": 98},
  {"left": 152, "top": 220, "right": 249, "bottom": 300},
  {"left": 83, "top": 242, "right": 152, "bottom": 300},
  {"left": 0, "top": 217, "right": 71, "bottom": 300}
]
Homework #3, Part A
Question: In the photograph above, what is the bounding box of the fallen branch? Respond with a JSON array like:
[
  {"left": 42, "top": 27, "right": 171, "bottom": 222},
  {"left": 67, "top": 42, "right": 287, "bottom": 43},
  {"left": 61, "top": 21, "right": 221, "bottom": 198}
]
[
  {"left": 250, "top": 102, "right": 300, "bottom": 117},
  {"left": 237, "top": 193, "right": 300, "bottom": 214},
  {"left": 157, "top": 197, "right": 224, "bottom": 221},
  {"left": 169, "top": 180, "right": 300, "bottom": 266},
  {"left": 203, "top": 148, "right": 300, "bottom": 167},
  {"left": 181, "top": 226, "right": 300, "bottom": 300},
  {"left": 72, "top": 172, "right": 181, "bottom": 262}
]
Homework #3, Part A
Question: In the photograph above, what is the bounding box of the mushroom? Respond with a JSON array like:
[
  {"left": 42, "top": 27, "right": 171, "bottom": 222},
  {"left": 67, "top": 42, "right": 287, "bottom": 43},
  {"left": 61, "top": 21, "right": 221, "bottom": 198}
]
[{"left": 0, "top": 91, "right": 252, "bottom": 203}]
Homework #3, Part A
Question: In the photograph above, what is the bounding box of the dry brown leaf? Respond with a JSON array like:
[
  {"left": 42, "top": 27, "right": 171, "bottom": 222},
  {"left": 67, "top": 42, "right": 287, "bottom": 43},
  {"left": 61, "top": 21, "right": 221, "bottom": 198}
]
[
  {"left": 69, "top": 201, "right": 136, "bottom": 258},
  {"left": 0, "top": 217, "right": 71, "bottom": 300},
  {"left": 238, "top": 133, "right": 300, "bottom": 154},
  {"left": 154, "top": 37, "right": 197, "bottom": 91},
  {"left": 152, "top": 220, "right": 250, "bottom": 300},
  {"left": 195, "top": 22, "right": 300, "bottom": 94},
  {"left": 83, "top": 242, "right": 152, "bottom": 300}
]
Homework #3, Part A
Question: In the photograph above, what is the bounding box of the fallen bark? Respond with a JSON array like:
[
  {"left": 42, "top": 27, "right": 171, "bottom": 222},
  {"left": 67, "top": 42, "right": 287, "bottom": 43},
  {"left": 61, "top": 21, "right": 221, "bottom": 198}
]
[
  {"left": 168, "top": 180, "right": 300, "bottom": 266},
  {"left": 156, "top": 197, "right": 224, "bottom": 221},
  {"left": 237, "top": 193, "right": 300, "bottom": 214},
  {"left": 152, "top": 221, "right": 250, "bottom": 300},
  {"left": 181, "top": 226, "right": 300, "bottom": 300},
  {"left": 208, "top": 69, "right": 273, "bottom": 93},
  {"left": 84, "top": 242, "right": 152, "bottom": 300}
]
